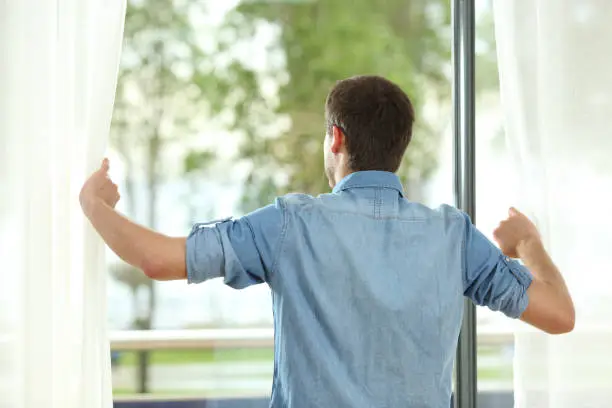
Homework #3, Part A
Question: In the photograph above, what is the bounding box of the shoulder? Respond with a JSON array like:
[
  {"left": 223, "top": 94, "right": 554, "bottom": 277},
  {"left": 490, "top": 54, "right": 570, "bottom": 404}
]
[
  {"left": 241, "top": 200, "right": 285, "bottom": 231},
  {"left": 276, "top": 193, "right": 319, "bottom": 212},
  {"left": 433, "top": 205, "right": 471, "bottom": 236},
  {"left": 433, "top": 203, "right": 468, "bottom": 221},
  {"left": 279, "top": 192, "right": 317, "bottom": 205},
  {"left": 401, "top": 202, "right": 468, "bottom": 235},
  {"left": 241, "top": 193, "right": 320, "bottom": 226},
  {"left": 401, "top": 201, "right": 466, "bottom": 222},
  {"left": 278, "top": 192, "right": 351, "bottom": 214}
]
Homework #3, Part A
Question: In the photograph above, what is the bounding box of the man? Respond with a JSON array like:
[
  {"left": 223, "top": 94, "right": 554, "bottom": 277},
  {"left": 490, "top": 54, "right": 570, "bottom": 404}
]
[{"left": 80, "top": 75, "right": 574, "bottom": 407}]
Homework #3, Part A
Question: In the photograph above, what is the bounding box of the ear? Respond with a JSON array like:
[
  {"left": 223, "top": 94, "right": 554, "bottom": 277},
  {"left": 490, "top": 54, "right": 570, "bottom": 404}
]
[{"left": 331, "top": 125, "right": 344, "bottom": 154}]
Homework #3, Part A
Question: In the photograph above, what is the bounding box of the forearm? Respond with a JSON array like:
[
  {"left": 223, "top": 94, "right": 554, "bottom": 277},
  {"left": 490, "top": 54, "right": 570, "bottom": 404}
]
[
  {"left": 518, "top": 238, "right": 575, "bottom": 332},
  {"left": 84, "top": 199, "right": 186, "bottom": 279},
  {"left": 518, "top": 238, "right": 567, "bottom": 292}
]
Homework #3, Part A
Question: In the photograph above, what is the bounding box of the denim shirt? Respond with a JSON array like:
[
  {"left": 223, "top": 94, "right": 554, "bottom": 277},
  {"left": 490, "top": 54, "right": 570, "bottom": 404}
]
[{"left": 186, "top": 171, "right": 532, "bottom": 408}]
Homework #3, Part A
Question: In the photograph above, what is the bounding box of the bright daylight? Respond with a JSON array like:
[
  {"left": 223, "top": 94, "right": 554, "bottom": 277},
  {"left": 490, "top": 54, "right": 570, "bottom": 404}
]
[{"left": 1, "top": 0, "right": 611, "bottom": 408}]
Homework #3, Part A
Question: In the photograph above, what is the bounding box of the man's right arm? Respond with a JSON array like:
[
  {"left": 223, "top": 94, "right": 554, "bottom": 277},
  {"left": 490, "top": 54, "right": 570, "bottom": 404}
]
[
  {"left": 492, "top": 207, "right": 575, "bottom": 334},
  {"left": 517, "top": 238, "right": 575, "bottom": 334},
  {"left": 462, "top": 207, "right": 575, "bottom": 334}
]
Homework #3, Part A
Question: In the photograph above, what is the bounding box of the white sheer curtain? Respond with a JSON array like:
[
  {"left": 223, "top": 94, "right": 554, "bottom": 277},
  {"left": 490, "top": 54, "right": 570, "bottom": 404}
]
[
  {"left": 0, "top": 1, "right": 126, "bottom": 407},
  {"left": 494, "top": 0, "right": 612, "bottom": 406}
]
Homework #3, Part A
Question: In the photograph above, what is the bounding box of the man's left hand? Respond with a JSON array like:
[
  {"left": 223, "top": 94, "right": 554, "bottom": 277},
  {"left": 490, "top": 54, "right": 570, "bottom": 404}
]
[{"left": 79, "top": 158, "right": 120, "bottom": 217}]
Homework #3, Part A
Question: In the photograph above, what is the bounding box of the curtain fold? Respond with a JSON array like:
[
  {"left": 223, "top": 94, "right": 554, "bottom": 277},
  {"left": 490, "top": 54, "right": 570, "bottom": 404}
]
[
  {"left": 0, "top": 1, "right": 126, "bottom": 407},
  {"left": 494, "top": 1, "right": 612, "bottom": 406}
]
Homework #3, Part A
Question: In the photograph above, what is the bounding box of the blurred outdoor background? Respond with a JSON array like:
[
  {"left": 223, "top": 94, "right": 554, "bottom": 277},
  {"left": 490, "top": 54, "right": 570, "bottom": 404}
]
[{"left": 107, "top": 0, "right": 518, "bottom": 404}]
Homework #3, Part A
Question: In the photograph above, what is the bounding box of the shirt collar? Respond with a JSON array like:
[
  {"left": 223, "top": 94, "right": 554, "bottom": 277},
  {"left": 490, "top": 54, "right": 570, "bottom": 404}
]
[{"left": 332, "top": 171, "right": 405, "bottom": 197}]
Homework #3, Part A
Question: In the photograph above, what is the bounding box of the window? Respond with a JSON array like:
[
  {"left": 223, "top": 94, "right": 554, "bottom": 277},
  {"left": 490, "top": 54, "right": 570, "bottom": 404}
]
[{"left": 107, "top": 0, "right": 459, "bottom": 402}]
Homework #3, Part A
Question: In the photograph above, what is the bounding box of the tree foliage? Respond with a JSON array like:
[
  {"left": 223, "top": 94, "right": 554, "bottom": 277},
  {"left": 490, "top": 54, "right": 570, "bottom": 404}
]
[
  {"left": 110, "top": 0, "right": 218, "bottom": 331},
  {"left": 211, "top": 0, "right": 452, "bottom": 211},
  {"left": 110, "top": 0, "right": 217, "bottom": 391}
]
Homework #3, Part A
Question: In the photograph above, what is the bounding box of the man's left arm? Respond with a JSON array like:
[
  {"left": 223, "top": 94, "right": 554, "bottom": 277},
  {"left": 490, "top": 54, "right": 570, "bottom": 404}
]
[
  {"left": 80, "top": 158, "right": 284, "bottom": 284},
  {"left": 80, "top": 158, "right": 187, "bottom": 280},
  {"left": 84, "top": 198, "right": 187, "bottom": 280}
]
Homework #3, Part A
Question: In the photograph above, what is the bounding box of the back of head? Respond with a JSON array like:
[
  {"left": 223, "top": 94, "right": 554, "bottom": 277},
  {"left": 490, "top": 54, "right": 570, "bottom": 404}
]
[{"left": 325, "top": 75, "right": 415, "bottom": 173}]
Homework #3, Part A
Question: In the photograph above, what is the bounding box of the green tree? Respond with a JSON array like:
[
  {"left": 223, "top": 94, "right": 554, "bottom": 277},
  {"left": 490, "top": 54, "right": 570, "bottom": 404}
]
[
  {"left": 210, "top": 0, "right": 452, "bottom": 211},
  {"left": 109, "top": 0, "right": 215, "bottom": 393},
  {"left": 474, "top": 0, "right": 508, "bottom": 152},
  {"left": 183, "top": 150, "right": 216, "bottom": 223},
  {"left": 475, "top": 2, "right": 500, "bottom": 92}
]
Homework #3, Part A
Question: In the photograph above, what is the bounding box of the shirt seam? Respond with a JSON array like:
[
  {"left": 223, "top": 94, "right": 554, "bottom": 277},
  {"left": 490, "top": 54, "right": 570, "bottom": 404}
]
[
  {"left": 243, "top": 217, "right": 267, "bottom": 282},
  {"left": 461, "top": 218, "right": 468, "bottom": 291},
  {"left": 305, "top": 207, "right": 442, "bottom": 222},
  {"left": 270, "top": 198, "right": 289, "bottom": 277},
  {"left": 338, "top": 184, "right": 404, "bottom": 195},
  {"left": 326, "top": 210, "right": 431, "bottom": 222},
  {"left": 373, "top": 188, "right": 379, "bottom": 218}
]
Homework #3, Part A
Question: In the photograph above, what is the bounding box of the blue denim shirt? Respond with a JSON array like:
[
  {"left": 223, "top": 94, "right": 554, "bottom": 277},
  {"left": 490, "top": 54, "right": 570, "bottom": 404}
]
[{"left": 186, "top": 171, "right": 532, "bottom": 408}]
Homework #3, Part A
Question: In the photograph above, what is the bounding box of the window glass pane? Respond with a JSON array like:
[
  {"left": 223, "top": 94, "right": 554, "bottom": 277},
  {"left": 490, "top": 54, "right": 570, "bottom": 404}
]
[
  {"left": 475, "top": 0, "right": 515, "bottom": 406},
  {"left": 108, "top": 0, "right": 453, "bottom": 402}
]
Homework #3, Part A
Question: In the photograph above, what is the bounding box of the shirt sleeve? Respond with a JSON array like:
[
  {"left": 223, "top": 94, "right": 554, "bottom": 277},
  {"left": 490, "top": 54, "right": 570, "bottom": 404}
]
[
  {"left": 185, "top": 199, "right": 285, "bottom": 289},
  {"left": 461, "top": 212, "right": 533, "bottom": 318}
]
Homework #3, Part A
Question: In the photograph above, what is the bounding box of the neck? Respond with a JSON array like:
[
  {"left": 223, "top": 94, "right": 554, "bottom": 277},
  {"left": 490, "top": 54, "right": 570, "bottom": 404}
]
[{"left": 333, "top": 166, "right": 352, "bottom": 186}]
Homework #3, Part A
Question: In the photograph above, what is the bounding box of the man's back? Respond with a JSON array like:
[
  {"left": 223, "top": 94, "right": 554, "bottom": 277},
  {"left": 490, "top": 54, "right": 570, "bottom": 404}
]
[
  {"left": 186, "top": 171, "right": 532, "bottom": 408},
  {"left": 269, "top": 174, "right": 465, "bottom": 407}
]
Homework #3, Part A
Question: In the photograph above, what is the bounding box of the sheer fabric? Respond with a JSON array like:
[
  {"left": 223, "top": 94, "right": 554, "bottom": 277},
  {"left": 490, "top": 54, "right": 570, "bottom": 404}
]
[
  {"left": 0, "top": 1, "right": 126, "bottom": 407},
  {"left": 494, "top": 1, "right": 612, "bottom": 406}
]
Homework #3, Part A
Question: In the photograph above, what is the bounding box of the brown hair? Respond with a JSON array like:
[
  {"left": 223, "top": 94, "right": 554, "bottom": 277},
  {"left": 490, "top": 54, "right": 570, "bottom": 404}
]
[{"left": 325, "top": 75, "right": 415, "bottom": 173}]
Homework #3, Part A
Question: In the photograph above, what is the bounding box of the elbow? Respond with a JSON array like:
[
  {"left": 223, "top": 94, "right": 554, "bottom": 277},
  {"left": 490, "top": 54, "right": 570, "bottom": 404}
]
[
  {"left": 547, "top": 319, "right": 574, "bottom": 335},
  {"left": 141, "top": 257, "right": 164, "bottom": 280},
  {"left": 141, "top": 256, "right": 175, "bottom": 281},
  {"left": 522, "top": 279, "right": 576, "bottom": 335},
  {"left": 556, "top": 299, "right": 576, "bottom": 334},
  {"left": 138, "top": 237, "right": 187, "bottom": 281},
  {"left": 546, "top": 307, "right": 576, "bottom": 335},
  {"left": 140, "top": 247, "right": 187, "bottom": 281},
  {"left": 559, "top": 308, "right": 576, "bottom": 334}
]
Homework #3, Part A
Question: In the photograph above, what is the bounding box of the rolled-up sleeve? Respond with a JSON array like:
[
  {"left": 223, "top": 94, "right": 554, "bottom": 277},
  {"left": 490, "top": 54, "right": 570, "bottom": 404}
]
[
  {"left": 186, "top": 200, "right": 285, "bottom": 289},
  {"left": 461, "top": 212, "right": 533, "bottom": 318}
]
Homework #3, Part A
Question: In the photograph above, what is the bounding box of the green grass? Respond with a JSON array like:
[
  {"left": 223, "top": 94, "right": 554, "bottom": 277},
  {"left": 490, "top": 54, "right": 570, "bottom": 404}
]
[
  {"left": 478, "top": 366, "right": 513, "bottom": 381},
  {"left": 117, "top": 348, "right": 274, "bottom": 366},
  {"left": 115, "top": 348, "right": 511, "bottom": 381},
  {"left": 113, "top": 367, "right": 510, "bottom": 398},
  {"left": 116, "top": 346, "right": 503, "bottom": 366},
  {"left": 476, "top": 346, "right": 499, "bottom": 357},
  {"left": 113, "top": 388, "right": 265, "bottom": 398},
  {"left": 112, "top": 347, "right": 512, "bottom": 397}
]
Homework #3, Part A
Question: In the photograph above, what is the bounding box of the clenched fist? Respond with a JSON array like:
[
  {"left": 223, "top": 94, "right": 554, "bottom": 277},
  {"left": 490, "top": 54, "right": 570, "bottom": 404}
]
[
  {"left": 493, "top": 207, "right": 541, "bottom": 259},
  {"left": 79, "top": 158, "right": 120, "bottom": 217}
]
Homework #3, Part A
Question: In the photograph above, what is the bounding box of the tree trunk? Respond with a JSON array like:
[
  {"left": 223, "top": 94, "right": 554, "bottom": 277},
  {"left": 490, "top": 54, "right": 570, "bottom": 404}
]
[
  {"left": 137, "top": 40, "right": 166, "bottom": 394},
  {"left": 137, "top": 128, "right": 159, "bottom": 391}
]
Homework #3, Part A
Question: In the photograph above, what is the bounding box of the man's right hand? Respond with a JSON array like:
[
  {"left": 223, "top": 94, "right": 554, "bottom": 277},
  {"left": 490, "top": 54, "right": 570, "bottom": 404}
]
[{"left": 493, "top": 207, "right": 540, "bottom": 259}]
